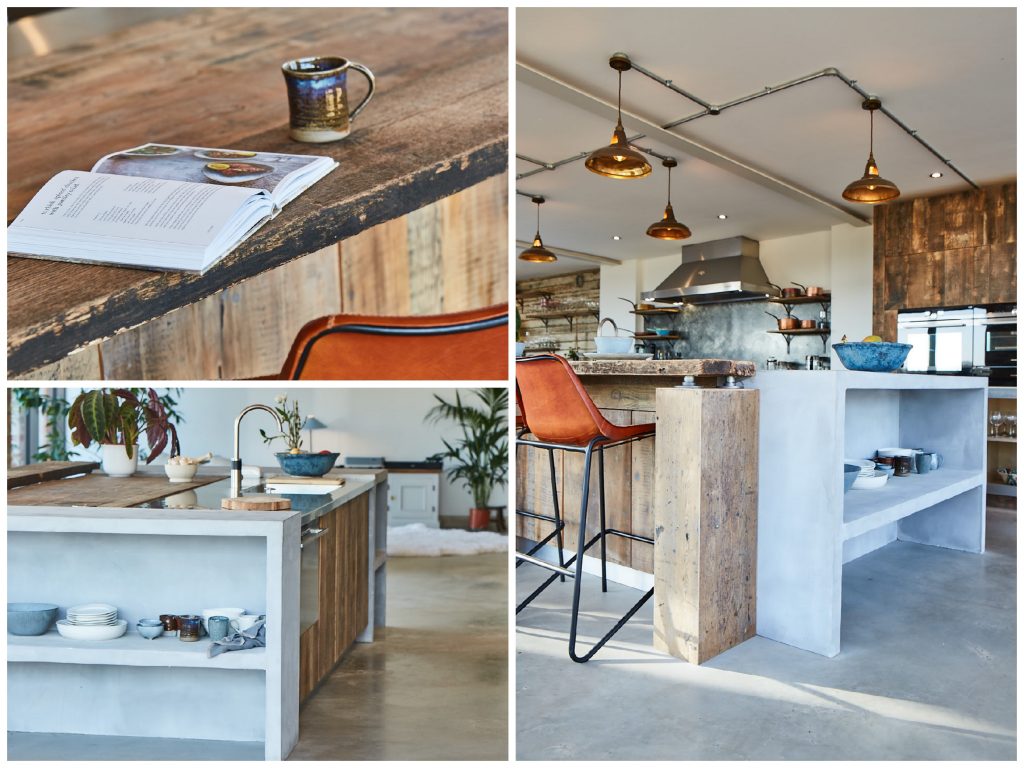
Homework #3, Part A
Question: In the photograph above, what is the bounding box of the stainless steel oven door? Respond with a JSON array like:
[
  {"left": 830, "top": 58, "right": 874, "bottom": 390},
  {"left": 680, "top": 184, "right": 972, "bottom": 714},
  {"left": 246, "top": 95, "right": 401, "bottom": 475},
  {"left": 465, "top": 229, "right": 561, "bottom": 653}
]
[
  {"left": 300, "top": 525, "right": 328, "bottom": 633},
  {"left": 898, "top": 307, "right": 979, "bottom": 374}
]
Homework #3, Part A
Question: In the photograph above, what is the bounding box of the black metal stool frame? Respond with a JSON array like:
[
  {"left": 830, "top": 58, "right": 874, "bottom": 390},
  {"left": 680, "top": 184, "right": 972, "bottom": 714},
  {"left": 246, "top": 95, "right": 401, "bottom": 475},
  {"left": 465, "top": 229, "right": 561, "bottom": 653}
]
[{"left": 515, "top": 431, "right": 655, "bottom": 663}]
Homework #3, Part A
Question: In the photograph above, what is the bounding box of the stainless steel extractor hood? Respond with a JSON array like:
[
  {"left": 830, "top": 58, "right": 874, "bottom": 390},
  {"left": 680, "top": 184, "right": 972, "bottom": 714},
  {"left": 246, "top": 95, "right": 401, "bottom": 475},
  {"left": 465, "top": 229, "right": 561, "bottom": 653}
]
[{"left": 641, "top": 236, "right": 778, "bottom": 304}]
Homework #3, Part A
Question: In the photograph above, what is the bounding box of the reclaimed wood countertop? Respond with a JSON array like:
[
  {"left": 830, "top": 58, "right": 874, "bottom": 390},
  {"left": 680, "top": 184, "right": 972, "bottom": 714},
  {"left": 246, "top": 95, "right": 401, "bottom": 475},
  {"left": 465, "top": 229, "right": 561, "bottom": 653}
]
[
  {"left": 569, "top": 358, "right": 756, "bottom": 378},
  {"left": 7, "top": 7, "right": 507, "bottom": 375}
]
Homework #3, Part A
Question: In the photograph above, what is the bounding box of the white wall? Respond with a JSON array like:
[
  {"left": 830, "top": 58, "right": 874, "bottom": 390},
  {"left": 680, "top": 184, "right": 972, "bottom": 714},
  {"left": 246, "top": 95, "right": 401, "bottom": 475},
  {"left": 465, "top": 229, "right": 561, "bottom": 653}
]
[
  {"left": 69, "top": 388, "right": 507, "bottom": 518},
  {"left": 829, "top": 223, "right": 875, "bottom": 361},
  {"left": 759, "top": 230, "right": 831, "bottom": 288}
]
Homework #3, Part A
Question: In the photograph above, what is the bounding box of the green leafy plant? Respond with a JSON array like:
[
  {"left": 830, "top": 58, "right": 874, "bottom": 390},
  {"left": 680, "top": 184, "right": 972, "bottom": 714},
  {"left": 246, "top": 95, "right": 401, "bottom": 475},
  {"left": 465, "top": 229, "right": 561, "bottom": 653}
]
[
  {"left": 259, "top": 395, "right": 307, "bottom": 453},
  {"left": 67, "top": 388, "right": 180, "bottom": 462},
  {"left": 425, "top": 388, "right": 509, "bottom": 508},
  {"left": 12, "top": 389, "right": 73, "bottom": 462}
]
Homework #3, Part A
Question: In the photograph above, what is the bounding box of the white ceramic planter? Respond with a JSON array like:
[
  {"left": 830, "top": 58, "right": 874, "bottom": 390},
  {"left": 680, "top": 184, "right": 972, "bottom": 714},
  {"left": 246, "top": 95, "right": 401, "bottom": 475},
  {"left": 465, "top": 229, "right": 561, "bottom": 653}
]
[{"left": 102, "top": 444, "right": 138, "bottom": 478}]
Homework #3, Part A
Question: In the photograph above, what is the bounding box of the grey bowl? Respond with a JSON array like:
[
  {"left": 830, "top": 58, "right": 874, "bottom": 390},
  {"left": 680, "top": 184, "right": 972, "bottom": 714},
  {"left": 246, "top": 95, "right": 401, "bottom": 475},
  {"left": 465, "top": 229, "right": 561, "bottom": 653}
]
[
  {"left": 137, "top": 619, "right": 165, "bottom": 640},
  {"left": 833, "top": 342, "right": 912, "bottom": 372},
  {"left": 8, "top": 603, "right": 59, "bottom": 636},
  {"left": 275, "top": 451, "right": 339, "bottom": 477},
  {"left": 843, "top": 464, "right": 860, "bottom": 493}
]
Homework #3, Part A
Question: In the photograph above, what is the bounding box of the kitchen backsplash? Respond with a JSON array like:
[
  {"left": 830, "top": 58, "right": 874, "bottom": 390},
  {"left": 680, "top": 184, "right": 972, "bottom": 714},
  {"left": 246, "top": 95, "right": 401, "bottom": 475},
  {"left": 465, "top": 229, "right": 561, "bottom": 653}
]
[{"left": 641, "top": 299, "right": 831, "bottom": 368}]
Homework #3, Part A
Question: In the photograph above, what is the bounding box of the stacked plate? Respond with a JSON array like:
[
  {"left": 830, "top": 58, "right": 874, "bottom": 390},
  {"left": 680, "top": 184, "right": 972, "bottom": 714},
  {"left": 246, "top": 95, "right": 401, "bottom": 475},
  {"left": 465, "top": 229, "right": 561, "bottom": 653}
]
[
  {"left": 845, "top": 459, "right": 889, "bottom": 490},
  {"left": 845, "top": 459, "right": 876, "bottom": 478},
  {"left": 57, "top": 603, "right": 127, "bottom": 640}
]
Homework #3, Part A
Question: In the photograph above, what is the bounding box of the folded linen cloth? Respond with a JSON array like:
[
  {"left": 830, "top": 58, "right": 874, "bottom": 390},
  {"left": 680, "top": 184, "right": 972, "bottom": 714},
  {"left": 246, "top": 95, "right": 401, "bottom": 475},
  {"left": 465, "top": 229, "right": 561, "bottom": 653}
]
[{"left": 208, "top": 621, "right": 266, "bottom": 658}]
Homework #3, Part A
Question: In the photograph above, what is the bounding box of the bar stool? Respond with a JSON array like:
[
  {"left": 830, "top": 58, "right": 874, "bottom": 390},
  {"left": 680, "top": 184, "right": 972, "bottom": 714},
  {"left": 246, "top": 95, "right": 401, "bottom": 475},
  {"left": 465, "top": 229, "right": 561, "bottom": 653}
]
[{"left": 515, "top": 354, "right": 656, "bottom": 662}]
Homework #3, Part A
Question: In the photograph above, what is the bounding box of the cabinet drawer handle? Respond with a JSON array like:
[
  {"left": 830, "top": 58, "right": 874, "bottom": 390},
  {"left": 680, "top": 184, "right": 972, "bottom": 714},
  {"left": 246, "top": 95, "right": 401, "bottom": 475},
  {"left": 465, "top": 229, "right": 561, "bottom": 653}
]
[{"left": 300, "top": 527, "right": 329, "bottom": 548}]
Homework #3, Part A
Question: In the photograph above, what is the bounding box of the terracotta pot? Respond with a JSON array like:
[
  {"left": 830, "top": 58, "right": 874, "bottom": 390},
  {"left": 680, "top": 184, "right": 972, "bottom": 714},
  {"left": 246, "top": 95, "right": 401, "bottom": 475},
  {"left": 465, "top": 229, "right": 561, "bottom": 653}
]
[{"left": 468, "top": 507, "right": 491, "bottom": 531}]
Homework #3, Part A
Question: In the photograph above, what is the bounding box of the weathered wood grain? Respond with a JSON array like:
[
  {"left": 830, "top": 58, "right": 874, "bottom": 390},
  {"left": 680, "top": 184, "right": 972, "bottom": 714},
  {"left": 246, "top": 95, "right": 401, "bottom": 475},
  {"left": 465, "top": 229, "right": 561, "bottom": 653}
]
[
  {"left": 7, "top": 7, "right": 507, "bottom": 375},
  {"left": 570, "top": 359, "right": 756, "bottom": 377},
  {"left": 8, "top": 472, "right": 225, "bottom": 507},
  {"left": 8, "top": 461, "right": 100, "bottom": 490},
  {"left": 873, "top": 184, "right": 1016, "bottom": 336},
  {"left": 517, "top": 270, "right": 601, "bottom": 356},
  {"left": 653, "top": 388, "right": 758, "bottom": 665}
]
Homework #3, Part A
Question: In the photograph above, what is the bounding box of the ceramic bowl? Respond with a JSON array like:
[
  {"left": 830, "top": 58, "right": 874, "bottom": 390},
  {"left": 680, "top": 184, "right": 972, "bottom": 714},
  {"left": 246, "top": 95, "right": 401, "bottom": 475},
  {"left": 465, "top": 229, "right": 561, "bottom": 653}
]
[
  {"left": 832, "top": 342, "right": 912, "bottom": 372},
  {"left": 652, "top": 328, "right": 672, "bottom": 336},
  {"left": 874, "top": 463, "right": 896, "bottom": 478},
  {"left": 275, "top": 452, "right": 339, "bottom": 477},
  {"left": 852, "top": 470, "right": 889, "bottom": 490},
  {"left": 594, "top": 336, "right": 633, "bottom": 354},
  {"left": 164, "top": 463, "right": 198, "bottom": 483},
  {"left": 843, "top": 464, "right": 860, "bottom": 493},
  {"left": 136, "top": 619, "right": 165, "bottom": 640},
  {"left": 8, "top": 603, "right": 58, "bottom": 636},
  {"left": 56, "top": 618, "right": 127, "bottom": 641}
]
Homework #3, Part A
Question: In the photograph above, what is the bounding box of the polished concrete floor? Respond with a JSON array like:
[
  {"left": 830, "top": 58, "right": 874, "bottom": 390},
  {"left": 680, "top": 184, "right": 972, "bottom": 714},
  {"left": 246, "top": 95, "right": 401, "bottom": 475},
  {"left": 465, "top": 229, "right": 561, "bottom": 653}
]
[
  {"left": 290, "top": 552, "right": 508, "bottom": 760},
  {"left": 516, "top": 505, "right": 1016, "bottom": 760}
]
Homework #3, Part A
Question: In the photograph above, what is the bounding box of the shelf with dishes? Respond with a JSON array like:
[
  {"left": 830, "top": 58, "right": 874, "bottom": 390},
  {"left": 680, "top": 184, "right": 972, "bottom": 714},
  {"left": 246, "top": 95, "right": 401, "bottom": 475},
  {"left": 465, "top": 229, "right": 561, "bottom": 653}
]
[
  {"left": 767, "top": 327, "right": 830, "bottom": 354},
  {"left": 630, "top": 307, "right": 681, "bottom": 316},
  {"left": 634, "top": 333, "right": 679, "bottom": 341},
  {"left": 768, "top": 294, "right": 832, "bottom": 316}
]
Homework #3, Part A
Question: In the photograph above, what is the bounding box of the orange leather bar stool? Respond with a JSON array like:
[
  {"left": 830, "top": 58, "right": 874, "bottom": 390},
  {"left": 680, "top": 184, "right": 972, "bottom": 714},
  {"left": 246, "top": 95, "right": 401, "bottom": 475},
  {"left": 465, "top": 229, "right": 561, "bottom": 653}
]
[
  {"left": 268, "top": 304, "right": 508, "bottom": 379},
  {"left": 515, "top": 354, "right": 656, "bottom": 662}
]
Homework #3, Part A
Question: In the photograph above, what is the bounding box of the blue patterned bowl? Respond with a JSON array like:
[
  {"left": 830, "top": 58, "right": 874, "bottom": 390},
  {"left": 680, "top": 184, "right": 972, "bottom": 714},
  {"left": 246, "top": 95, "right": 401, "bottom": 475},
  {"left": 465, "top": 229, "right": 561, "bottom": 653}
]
[
  {"left": 833, "top": 342, "right": 912, "bottom": 372},
  {"left": 8, "top": 603, "right": 58, "bottom": 636},
  {"left": 843, "top": 464, "right": 860, "bottom": 493},
  {"left": 275, "top": 452, "right": 339, "bottom": 477}
]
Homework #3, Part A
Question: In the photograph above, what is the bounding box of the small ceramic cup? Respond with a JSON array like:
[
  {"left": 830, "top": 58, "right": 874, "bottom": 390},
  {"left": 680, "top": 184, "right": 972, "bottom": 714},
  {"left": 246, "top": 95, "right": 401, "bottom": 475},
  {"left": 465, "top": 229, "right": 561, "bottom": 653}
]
[
  {"left": 137, "top": 618, "right": 165, "bottom": 640},
  {"left": 177, "top": 615, "right": 203, "bottom": 643},
  {"left": 281, "top": 56, "right": 375, "bottom": 143},
  {"left": 894, "top": 456, "right": 914, "bottom": 477},
  {"left": 207, "top": 615, "right": 230, "bottom": 641},
  {"left": 159, "top": 614, "right": 179, "bottom": 635},
  {"left": 915, "top": 452, "right": 932, "bottom": 474}
]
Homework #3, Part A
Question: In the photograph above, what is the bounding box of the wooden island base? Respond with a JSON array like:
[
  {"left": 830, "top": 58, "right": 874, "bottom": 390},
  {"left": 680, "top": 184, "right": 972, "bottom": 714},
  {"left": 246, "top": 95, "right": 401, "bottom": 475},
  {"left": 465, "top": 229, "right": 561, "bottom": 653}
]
[{"left": 516, "top": 359, "right": 759, "bottom": 664}]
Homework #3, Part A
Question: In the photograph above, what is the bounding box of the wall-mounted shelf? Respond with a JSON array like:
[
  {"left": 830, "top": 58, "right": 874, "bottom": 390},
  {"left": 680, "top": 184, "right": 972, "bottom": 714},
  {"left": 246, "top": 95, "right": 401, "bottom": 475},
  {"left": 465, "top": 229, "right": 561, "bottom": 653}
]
[
  {"left": 631, "top": 307, "right": 681, "bottom": 316},
  {"left": 524, "top": 307, "right": 599, "bottom": 331},
  {"left": 634, "top": 334, "right": 679, "bottom": 342},
  {"left": 767, "top": 328, "right": 830, "bottom": 354},
  {"left": 769, "top": 295, "right": 831, "bottom": 318},
  {"left": 988, "top": 436, "right": 1016, "bottom": 443}
]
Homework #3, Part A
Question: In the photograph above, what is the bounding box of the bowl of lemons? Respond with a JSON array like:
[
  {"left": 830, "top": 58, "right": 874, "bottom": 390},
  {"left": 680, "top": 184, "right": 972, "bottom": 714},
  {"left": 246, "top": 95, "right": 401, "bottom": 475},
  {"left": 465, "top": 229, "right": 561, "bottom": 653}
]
[{"left": 833, "top": 335, "right": 913, "bottom": 372}]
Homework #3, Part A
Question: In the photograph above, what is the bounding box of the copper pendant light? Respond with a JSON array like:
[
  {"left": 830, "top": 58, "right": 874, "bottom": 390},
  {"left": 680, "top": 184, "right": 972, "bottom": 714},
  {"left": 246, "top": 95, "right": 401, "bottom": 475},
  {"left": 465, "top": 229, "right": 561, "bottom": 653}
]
[
  {"left": 842, "top": 97, "right": 900, "bottom": 204},
  {"left": 585, "top": 53, "right": 652, "bottom": 180},
  {"left": 646, "top": 158, "right": 692, "bottom": 240},
  {"left": 518, "top": 196, "right": 557, "bottom": 263}
]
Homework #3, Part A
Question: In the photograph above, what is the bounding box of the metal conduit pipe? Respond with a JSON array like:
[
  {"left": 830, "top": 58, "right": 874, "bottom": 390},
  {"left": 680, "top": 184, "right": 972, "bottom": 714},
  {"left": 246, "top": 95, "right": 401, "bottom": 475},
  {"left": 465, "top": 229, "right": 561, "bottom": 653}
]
[{"left": 518, "top": 58, "right": 978, "bottom": 189}]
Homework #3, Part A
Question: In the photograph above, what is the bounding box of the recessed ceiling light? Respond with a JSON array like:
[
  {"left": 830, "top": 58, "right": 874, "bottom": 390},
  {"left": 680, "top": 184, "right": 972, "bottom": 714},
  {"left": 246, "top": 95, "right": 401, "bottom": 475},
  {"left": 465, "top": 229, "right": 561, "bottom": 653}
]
[
  {"left": 612, "top": 235, "right": 621, "bottom": 241},
  {"left": 717, "top": 214, "right": 728, "bottom": 220},
  {"left": 930, "top": 171, "right": 943, "bottom": 179}
]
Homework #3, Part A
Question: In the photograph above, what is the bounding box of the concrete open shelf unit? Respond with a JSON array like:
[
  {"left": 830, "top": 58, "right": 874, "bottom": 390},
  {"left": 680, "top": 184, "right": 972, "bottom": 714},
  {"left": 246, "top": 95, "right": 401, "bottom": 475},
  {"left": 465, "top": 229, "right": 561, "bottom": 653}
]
[
  {"left": 751, "top": 371, "right": 987, "bottom": 658},
  {"left": 7, "top": 507, "right": 300, "bottom": 760}
]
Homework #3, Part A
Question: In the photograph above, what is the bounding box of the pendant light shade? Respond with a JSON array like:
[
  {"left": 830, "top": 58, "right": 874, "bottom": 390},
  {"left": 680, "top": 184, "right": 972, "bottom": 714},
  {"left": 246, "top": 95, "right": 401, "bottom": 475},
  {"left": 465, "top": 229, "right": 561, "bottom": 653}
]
[
  {"left": 519, "top": 196, "right": 557, "bottom": 263},
  {"left": 646, "top": 158, "right": 691, "bottom": 240},
  {"left": 842, "top": 98, "right": 900, "bottom": 204},
  {"left": 585, "top": 53, "right": 652, "bottom": 180}
]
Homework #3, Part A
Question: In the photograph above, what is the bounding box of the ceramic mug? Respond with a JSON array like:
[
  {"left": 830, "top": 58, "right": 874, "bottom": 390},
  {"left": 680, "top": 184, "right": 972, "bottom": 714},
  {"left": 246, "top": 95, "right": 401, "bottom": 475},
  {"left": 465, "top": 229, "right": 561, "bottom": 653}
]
[
  {"left": 202, "top": 607, "right": 244, "bottom": 634},
  {"left": 232, "top": 614, "right": 264, "bottom": 633},
  {"left": 208, "top": 615, "right": 230, "bottom": 641},
  {"left": 177, "top": 615, "right": 203, "bottom": 643},
  {"left": 281, "top": 56, "right": 376, "bottom": 143},
  {"left": 915, "top": 452, "right": 932, "bottom": 474},
  {"left": 923, "top": 451, "right": 943, "bottom": 471},
  {"left": 159, "top": 614, "right": 179, "bottom": 635},
  {"left": 894, "top": 456, "right": 914, "bottom": 477}
]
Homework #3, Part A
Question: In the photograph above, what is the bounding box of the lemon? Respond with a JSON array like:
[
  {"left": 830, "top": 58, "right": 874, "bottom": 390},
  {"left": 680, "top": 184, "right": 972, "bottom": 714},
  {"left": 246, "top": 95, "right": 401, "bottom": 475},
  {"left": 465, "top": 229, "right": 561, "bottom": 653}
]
[
  {"left": 207, "top": 162, "right": 230, "bottom": 170},
  {"left": 862, "top": 335, "right": 883, "bottom": 343}
]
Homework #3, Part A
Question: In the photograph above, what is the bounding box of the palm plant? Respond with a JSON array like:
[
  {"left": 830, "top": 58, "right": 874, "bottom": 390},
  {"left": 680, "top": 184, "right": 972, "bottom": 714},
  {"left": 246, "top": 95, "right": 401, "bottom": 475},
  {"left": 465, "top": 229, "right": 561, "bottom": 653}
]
[{"left": 425, "top": 388, "right": 509, "bottom": 510}]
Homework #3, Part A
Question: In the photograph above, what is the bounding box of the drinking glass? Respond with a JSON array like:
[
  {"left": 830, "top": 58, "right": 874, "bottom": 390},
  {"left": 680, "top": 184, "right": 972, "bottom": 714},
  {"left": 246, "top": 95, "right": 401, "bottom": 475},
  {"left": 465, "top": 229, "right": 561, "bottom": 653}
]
[
  {"left": 989, "top": 411, "right": 1004, "bottom": 436},
  {"left": 1005, "top": 414, "right": 1016, "bottom": 438}
]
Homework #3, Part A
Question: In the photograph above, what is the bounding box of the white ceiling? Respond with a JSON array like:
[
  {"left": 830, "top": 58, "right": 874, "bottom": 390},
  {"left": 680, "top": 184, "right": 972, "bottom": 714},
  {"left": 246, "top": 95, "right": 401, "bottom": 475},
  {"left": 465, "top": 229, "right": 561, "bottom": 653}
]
[{"left": 516, "top": 7, "right": 1016, "bottom": 279}]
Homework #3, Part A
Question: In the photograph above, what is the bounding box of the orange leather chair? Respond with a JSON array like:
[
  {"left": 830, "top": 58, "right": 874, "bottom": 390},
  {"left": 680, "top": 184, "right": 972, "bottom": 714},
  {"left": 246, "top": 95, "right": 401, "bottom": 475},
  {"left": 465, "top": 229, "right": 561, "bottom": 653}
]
[
  {"left": 269, "top": 304, "right": 508, "bottom": 380},
  {"left": 515, "top": 353, "right": 656, "bottom": 663}
]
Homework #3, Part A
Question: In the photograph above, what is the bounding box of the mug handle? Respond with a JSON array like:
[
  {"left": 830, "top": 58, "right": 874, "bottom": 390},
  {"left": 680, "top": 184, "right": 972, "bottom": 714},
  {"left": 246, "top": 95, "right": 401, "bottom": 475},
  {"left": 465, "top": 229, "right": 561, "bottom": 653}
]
[{"left": 348, "top": 62, "right": 376, "bottom": 122}]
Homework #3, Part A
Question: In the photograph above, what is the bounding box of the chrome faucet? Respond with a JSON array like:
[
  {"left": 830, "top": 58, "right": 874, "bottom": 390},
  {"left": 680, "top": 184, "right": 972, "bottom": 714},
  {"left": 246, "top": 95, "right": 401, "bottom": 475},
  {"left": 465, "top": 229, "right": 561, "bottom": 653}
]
[{"left": 232, "top": 404, "right": 284, "bottom": 497}]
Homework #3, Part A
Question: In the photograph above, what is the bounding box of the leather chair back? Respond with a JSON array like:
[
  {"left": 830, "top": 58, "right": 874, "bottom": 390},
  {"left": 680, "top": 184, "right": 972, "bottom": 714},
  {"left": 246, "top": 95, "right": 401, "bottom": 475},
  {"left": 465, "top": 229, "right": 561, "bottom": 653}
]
[{"left": 515, "top": 354, "right": 611, "bottom": 444}]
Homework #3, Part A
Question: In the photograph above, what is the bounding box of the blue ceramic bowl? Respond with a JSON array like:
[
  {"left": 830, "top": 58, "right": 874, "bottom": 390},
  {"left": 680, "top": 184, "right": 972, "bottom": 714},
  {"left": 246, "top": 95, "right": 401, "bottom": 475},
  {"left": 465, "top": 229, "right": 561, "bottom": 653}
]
[
  {"left": 833, "top": 342, "right": 912, "bottom": 372},
  {"left": 275, "top": 452, "right": 339, "bottom": 477},
  {"left": 653, "top": 328, "right": 672, "bottom": 336},
  {"left": 8, "top": 603, "right": 58, "bottom": 636},
  {"left": 137, "top": 619, "right": 165, "bottom": 640},
  {"left": 843, "top": 464, "right": 860, "bottom": 493},
  {"left": 874, "top": 463, "right": 896, "bottom": 478}
]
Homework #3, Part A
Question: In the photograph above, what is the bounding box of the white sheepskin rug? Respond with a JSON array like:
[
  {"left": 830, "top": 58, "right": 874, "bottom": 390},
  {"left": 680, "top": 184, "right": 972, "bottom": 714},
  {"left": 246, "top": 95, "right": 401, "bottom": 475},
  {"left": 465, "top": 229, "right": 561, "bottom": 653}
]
[{"left": 387, "top": 523, "right": 508, "bottom": 557}]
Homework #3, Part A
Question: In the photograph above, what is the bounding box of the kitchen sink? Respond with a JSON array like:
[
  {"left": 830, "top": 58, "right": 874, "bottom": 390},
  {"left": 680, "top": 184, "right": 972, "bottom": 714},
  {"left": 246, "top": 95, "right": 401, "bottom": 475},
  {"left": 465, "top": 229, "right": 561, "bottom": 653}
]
[{"left": 262, "top": 482, "right": 347, "bottom": 496}]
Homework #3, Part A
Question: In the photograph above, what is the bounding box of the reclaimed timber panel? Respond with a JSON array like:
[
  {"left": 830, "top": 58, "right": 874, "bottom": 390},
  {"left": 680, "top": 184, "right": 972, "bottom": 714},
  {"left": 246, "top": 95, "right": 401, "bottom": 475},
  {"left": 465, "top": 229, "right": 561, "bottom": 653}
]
[
  {"left": 653, "top": 388, "right": 758, "bottom": 664},
  {"left": 873, "top": 184, "right": 1016, "bottom": 337},
  {"left": 7, "top": 473, "right": 225, "bottom": 507},
  {"left": 516, "top": 270, "right": 600, "bottom": 356},
  {"left": 7, "top": 7, "right": 507, "bottom": 375},
  {"left": 7, "top": 461, "right": 100, "bottom": 490},
  {"left": 630, "top": 410, "right": 657, "bottom": 572}
]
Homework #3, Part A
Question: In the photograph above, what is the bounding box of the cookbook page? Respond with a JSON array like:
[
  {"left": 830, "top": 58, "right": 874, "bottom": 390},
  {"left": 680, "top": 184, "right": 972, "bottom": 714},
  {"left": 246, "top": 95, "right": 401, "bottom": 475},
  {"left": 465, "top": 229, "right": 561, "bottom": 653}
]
[
  {"left": 92, "top": 143, "right": 329, "bottom": 198},
  {"left": 8, "top": 170, "right": 264, "bottom": 247}
]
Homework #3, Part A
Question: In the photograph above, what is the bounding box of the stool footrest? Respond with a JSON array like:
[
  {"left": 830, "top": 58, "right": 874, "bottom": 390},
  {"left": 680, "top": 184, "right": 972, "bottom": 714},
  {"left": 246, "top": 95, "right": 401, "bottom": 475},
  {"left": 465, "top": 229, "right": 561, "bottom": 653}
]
[{"left": 515, "top": 552, "right": 576, "bottom": 577}]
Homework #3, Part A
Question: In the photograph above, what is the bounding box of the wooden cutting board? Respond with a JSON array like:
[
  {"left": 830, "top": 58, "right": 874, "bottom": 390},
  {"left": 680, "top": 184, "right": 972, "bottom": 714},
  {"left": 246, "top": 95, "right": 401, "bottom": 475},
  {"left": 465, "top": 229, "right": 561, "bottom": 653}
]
[
  {"left": 7, "top": 473, "right": 226, "bottom": 507},
  {"left": 265, "top": 473, "right": 346, "bottom": 486},
  {"left": 8, "top": 461, "right": 101, "bottom": 489},
  {"left": 221, "top": 494, "right": 291, "bottom": 511}
]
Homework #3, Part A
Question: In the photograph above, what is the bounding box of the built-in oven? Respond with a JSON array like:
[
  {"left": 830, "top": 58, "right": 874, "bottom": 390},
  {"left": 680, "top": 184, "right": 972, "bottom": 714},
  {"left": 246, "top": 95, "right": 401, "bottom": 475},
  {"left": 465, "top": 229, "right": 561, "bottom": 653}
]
[{"left": 897, "top": 303, "right": 1016, "bottom": 386}]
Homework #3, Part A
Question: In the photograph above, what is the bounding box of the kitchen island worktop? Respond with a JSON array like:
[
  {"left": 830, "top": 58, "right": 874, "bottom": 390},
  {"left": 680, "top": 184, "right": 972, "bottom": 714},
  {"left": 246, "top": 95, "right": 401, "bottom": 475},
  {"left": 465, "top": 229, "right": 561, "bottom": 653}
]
[
  {"left": 569, "top": 358, "right": 755, "bottom": 378},
  {"left": 7, "top": 466, "right": 387, "bottom": 760}
]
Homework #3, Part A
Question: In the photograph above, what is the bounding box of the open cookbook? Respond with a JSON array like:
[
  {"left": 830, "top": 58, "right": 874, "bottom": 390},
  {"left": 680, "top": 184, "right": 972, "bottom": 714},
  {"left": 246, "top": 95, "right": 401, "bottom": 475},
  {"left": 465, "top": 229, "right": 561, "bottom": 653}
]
[{"left": 7, "top": 143, "right": 338, "bottom": 273}]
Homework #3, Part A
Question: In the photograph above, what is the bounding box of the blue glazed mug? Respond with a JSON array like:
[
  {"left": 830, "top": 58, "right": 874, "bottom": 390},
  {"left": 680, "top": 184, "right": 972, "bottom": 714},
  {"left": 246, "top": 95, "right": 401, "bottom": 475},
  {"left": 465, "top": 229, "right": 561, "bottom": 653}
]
[
  {"left": 208, "top": 615, "right": 230, "bottom": 641},
  {"left": 281, "top": 56, "right": 375, "bottom": 143}
]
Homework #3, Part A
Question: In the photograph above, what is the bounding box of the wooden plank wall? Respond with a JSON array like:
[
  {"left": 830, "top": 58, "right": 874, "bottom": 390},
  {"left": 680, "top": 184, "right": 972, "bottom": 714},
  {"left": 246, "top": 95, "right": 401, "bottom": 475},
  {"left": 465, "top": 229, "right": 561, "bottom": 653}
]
[
  {"left": 516, "top": 269, "right": 600, "bottom": 355},
  {"left": 20, "top": 173, "right": 507, "bottom": 380},
  {"left": 299, "top": 494, "right": 369, "bottom": 702},
  {"left": 873, "top": 183, "right": 1016, "bottom": 341}
]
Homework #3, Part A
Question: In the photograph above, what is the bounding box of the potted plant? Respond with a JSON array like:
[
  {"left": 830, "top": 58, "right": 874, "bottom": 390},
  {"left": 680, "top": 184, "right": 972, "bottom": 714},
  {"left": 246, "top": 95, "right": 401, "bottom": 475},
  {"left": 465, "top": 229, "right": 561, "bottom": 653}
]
[
  {"left": 260, "top": 395, "right": 338, "bottom": 477},
  {"left": 515, "top": 307, "right": 526, "bottom": 357},
  {"left": 67, "top": 388, "right": 180, "bottom": 477},
  {"left": 426, "top": 389, "right": 508, "bottom": 531}
]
